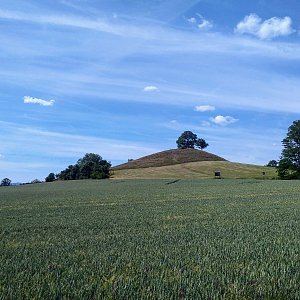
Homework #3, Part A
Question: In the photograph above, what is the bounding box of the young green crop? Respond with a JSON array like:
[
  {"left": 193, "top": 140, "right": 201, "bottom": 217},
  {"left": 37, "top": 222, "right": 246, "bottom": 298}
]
[{"left": 0, "top": 179, "right": 300, "bottom": 299}]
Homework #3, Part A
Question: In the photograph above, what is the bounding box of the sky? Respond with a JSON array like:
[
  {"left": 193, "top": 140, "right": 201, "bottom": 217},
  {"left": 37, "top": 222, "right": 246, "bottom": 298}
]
[{"left": 1, "top": 0, "right": 300, "bottom": 182}]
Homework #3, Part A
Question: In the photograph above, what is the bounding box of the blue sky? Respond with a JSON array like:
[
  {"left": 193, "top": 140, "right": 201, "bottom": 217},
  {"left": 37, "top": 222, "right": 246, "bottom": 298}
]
[{"left": 1, "top": 0, "right": 300, "bottom": 182}]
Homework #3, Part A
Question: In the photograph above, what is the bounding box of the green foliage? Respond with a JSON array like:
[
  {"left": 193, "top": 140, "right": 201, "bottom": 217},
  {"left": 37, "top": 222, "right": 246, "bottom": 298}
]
[
  {"left": 266, "top": 160, "right": 278, "bottom": 167},
  {"left": 31, "top": 179, "right": 42, "bottom": 184},
  {"left": 57, "top": 153, "right": 111, "bottom": 180},
  {"left": 1, "top": 178, "right": 11, "bottom": 186},
  {"left": 195, "top": 138, "right": 209, "bottom": 150},
  {"left": 45, "top": 173, "right": 55, "bottom": 182},
  {"left": 277, "top": 158, "right": 299, "bottom": 180},
  {"left": 278, "top": 120, "right": 300, "bottom": 179},
  {"left": 176, "top": 131, "right": 208, "bottom": 150},
  {"left": 1, "top": 179, "right": 300, "bottom": 299}
]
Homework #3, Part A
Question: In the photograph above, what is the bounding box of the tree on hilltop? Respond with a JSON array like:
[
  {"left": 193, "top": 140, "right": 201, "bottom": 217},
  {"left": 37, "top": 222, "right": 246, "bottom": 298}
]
[{"left": 176, "top": 131, "right": 208, "bottom": 150}]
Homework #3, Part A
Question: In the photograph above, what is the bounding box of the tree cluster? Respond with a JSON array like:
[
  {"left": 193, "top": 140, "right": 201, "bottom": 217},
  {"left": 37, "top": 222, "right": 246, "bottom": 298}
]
[
  {"left": 176, "top": 131, "right": 208, "bottom": 150},
  {"left": 1, "top": 178, "right": 11, "bottom": 186},
  {"left": 266, "top": 160, "right": 278, "bottom": 167},
  {"left": 55, "top": 153, "right": 111, "bottom": 181},
  {"left": 280, "top": 120, "right": 300, "bottom": 177},
  {"left": 277, "top": 120, "right": 300, "bottom": 179}
]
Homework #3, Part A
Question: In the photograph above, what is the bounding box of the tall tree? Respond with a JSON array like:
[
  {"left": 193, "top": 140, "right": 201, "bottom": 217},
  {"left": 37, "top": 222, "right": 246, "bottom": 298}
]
[
  {"left": 176, "top": 131, "right": 208, "bottom": 150},
  {"left": 278, "top": 120, "right": 300, "bottom": 179}
]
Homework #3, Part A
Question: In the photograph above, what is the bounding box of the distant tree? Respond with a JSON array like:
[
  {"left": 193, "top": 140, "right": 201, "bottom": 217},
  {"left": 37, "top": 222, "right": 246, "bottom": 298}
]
[
  {"left": 277, "top": 120, "right": 300, "bottom": 179},
  {"left": 1, "top": 178, "right": 11, "bottom": 186},
  {"left": 176, "top": 131, "right": 208, "bottom": 150},
  {"left": 57, "top": 153, "right": 111, "bottom": 180},
  {"left": 31, "top": 179, "right": 42, "bottom": 184},
  {"left": 266, "top": 160, "right": 278, "bottom": 167},
  {"left": 45, "top": 173, "right": 56, "bottom": 182}
]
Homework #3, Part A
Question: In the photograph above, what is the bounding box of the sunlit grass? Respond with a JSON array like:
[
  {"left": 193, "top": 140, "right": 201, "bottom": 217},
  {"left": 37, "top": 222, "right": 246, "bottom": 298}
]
[{"left": 112, "top": 161, "right": 277, "bottom": 180}]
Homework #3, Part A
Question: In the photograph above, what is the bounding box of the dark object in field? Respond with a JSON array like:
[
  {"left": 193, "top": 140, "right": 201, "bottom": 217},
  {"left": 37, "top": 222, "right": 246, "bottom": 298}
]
[
  {"left": 214, "top": 171, "right": 221, "bottom": 179},
  {"left": 166, "top": 179, "right": 180, "bottom": 185}
]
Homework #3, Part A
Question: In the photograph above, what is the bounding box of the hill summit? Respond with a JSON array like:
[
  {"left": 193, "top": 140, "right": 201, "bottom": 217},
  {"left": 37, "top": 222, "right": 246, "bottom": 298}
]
[{"left": 112, "top": 148, "right": 226, "bottom": 170}]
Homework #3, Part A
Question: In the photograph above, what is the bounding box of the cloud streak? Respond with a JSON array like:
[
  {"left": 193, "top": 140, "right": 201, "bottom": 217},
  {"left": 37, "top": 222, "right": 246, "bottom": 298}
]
[
  {"left": 24, "top": 96, "right": 55, "bottom": 106},
  {"left": 143, "top": 86, "right": 159, "bottom": 92},
  {"left": 0, "top": 9, "right": 159, "bottom": 39},
  {"left": 195, "top": 105, "right": 215, "bottom": 112}
]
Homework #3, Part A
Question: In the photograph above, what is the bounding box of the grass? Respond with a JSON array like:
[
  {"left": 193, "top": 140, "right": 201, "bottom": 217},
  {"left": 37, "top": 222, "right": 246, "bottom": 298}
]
[
  {"left": 1, "top": 179, "right": 299, "bottom": 299},
  {"left": 112, "top": 161, "right": 277, "bottom": 180}
]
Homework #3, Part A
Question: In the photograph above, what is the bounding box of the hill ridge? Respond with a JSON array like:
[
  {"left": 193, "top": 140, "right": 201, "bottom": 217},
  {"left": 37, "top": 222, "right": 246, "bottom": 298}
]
[{"left": 112, "top": 148, "right": 226, "bottom": 170}]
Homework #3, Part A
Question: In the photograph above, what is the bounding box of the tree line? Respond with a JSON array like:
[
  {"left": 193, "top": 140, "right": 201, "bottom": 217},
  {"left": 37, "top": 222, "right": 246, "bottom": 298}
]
[
  {"left": 46, "top": 153, "right": 111, "bottom": 182},
  {"left": 3, "top": 123, "right": 300, "bottom": 185}
]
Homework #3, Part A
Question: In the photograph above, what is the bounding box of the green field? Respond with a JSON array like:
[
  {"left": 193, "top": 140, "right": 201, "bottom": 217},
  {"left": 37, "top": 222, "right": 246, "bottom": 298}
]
[{"left": 1, "top": 179, "right": 300, "bottom": 299}]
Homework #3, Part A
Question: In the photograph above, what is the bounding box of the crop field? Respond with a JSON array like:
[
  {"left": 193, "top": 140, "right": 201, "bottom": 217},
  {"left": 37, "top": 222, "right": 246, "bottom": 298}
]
[{"left": 1, "top": 179, "right": 300, "bottom": 299}]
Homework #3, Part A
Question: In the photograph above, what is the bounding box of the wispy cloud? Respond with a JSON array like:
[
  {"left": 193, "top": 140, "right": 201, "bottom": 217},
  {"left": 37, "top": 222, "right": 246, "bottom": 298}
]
[
  {"left": 0, "top": 121, "right": 159, "bottom": 163},
  {"left": 210, "top": 115, "right": 238, "bottom": 126},
  {"left": 24, "top": 96, "right": 55, "bottom": 106},
  {"left": 187, "top": 13, "right": 213, "bottom": 30},
  {"left": 0, "top": 9, "right": 159, "bottom": 39},
  {"left": 0, "top": 9, "right": 129, "bottom": 37},
  {"left": 187, "top": 17, "right": 196, "bottom": 24},
  {"left": 143, "top": 86, "right": 159, "bottom": 92},
  {"left": 235, "top": 14, "right": 293, "bottom": 40},
  {"left": 201, "top": 121, "right": 211, "bottom": 127},
  {"left": 197, "top": 14, "right": 213, "bottom": 30},
  {"left": 194, "top": 105, "right": 215, "bottom": 112}
]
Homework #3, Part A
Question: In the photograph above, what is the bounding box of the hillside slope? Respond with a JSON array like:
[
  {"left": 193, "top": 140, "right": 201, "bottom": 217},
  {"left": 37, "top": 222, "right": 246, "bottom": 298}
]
[
  {"left": 112, "top": 148, "right": 226, "bottom": 170},
  {"left": 112, "top": 161, "right": 277, "bottom": 180}
]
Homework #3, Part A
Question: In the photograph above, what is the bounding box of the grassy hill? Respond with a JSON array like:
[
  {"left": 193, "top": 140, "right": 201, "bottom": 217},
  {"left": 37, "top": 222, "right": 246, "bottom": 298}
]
[
  {"left": 112, "top": 161, "right": 277, "bottom": 179},
  {"left": 112, "top": 148, "right": 226, "bottom": 170},
  {"left": 111, "top": 148, "right": 277, "bottom": 179}
]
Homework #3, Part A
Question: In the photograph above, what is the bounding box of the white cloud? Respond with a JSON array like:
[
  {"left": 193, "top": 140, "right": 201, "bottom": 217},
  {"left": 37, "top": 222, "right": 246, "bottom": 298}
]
[
  {"left": 235, "top": 14, "right": 293, "bottom": 40},
  {"left": 187, "top": 14, "right": 213, "bottom": 30},
  {"left": 24, "top": 96, "right": 55, "bottom": 106},
  {"left": 194, "top": 105, "right": 215, "bottom": 112},
  {"left": 210, "top": 115, "right": 238, "bottom": 126},
  {"left": 198, "top": 19, "right": 213, "bottom": 30},
  {"left": 235, "top": 14, "right": 261, "bottom": 36},
  {"left": 197, "top": 14, "right": 213, "bottom": 30},
  {"left": 187, "top": 17, "right": 196, "bottom": 24},
  {"left": 143, "top": 86, "right": 159, "bottom": 92}
]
